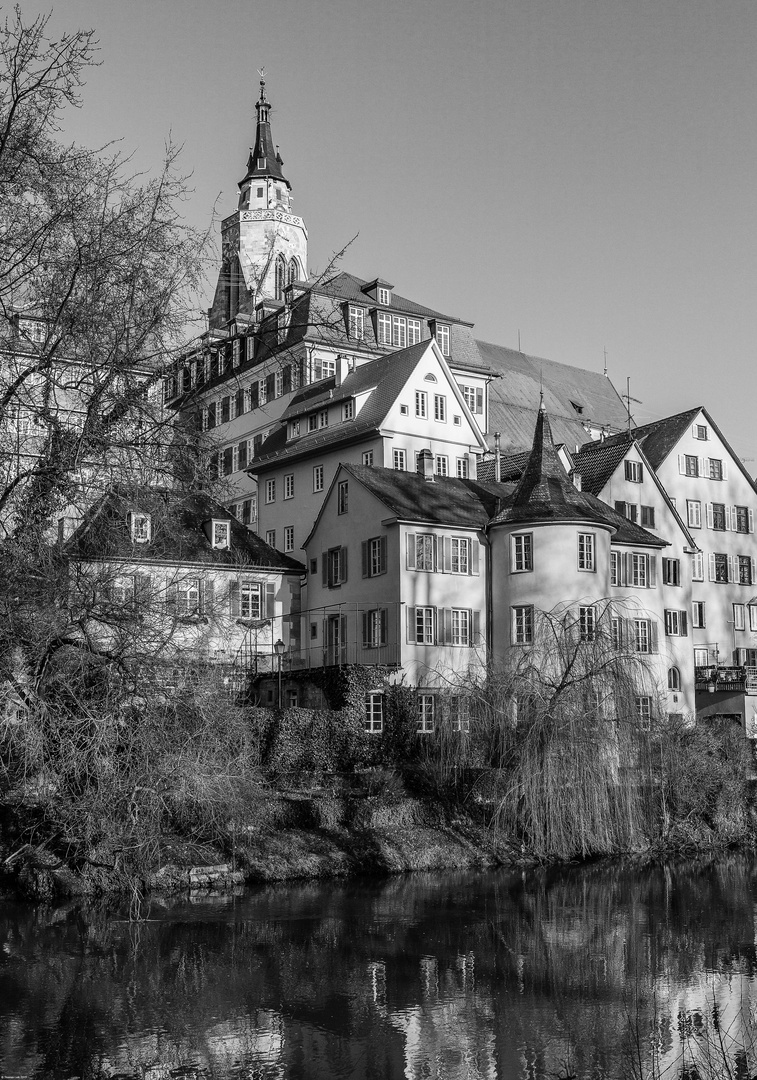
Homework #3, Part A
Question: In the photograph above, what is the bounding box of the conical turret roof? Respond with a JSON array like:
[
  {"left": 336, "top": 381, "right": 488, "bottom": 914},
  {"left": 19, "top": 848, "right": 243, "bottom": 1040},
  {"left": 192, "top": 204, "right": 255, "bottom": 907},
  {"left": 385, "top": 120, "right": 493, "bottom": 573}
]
[
  {"left": 239, "top": 78, "right": 288, "bottom": 187},
  {"left": 489, "top": 399, "right": 618, "bottom": 529}
]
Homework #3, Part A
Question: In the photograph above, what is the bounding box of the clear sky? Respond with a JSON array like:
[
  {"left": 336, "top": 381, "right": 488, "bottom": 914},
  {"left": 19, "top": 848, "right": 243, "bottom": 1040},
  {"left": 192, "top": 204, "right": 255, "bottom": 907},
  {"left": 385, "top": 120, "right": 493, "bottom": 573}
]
[{"left": 23, "top": 0, "right": 757, "bottom": 464}]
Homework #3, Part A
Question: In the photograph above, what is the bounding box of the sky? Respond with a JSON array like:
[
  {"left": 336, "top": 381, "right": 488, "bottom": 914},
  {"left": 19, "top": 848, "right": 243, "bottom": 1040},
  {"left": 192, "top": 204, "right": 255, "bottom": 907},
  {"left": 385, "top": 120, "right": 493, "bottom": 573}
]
[{"left": 22, "top": 0, "right": 757, "bottom": 464}]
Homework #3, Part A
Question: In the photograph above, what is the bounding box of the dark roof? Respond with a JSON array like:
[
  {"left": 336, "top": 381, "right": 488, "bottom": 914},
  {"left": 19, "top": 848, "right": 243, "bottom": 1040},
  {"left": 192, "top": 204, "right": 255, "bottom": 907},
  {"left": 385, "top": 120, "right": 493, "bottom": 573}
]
[
  {"left": 315, "top": 271, "right": 465, "bottom": 323},
  {"left": 239, "top": 81, "right": 288, "bottom": 187},
  {"left": 250, "top": 340, "right": 446, "bottom": 470},
  {"left": 67, "top": 487, "right": 304, "bottom": 571},
  {"left": 571, "top": 440, "right": 636, "bottom": 496},
  {"left": 476, "top": 451, "right": 531, "bottom": 484},
  {"left": 587, "top": 408, "right": 700, "bottom": 469}
]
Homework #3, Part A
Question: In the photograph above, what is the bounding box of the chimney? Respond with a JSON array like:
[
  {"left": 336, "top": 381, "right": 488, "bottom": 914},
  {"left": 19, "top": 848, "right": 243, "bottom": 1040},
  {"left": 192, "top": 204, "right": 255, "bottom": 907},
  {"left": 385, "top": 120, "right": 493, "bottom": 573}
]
[
  {"left": 417, "top": 448, "right": 435, "bottom": 481},
  {"left": 573, "top": 472, "right": 582, "bottom": 491},
  {"left": 494, "top": 431, "right": 501, "bottom": 483}
]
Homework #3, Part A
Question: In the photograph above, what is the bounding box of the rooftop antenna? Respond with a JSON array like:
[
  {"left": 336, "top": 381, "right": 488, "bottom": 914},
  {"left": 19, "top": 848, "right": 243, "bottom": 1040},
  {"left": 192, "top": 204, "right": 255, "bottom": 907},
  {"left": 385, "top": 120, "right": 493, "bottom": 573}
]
[
  {"left": 623, "top": 376, "right": 642, "bottom": 436},
  {"left": 603, "top": 347, "right": 608, "bottom": 377}
]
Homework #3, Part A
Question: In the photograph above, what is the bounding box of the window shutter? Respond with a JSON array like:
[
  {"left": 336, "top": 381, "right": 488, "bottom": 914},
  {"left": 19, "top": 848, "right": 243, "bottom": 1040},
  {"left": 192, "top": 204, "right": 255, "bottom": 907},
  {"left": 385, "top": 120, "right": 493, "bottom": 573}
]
[
  {"left": 623, "top": 552, "right": 632, "bottom": 586},
  {"left": 164, "top": 580, "right": 178, "bottom": 614},
  {"left": 722, "top": 460, "right": 728, "bottom": 480},
  {"left": 752, "top": 557, "right": 756, "bottom": 584},
  {"left": 379, "top": 536, "right": 387, "bottom": 574},
  {"left": 638, "top": 463, "right": 644, "bottom": 482},
  {"left": 432, "top": 536, "right": 438, "bottom": 572},
  {"left": 432, "top": 608, "right": 438, "bottom": 644},
  {"left": 362, "top": 541, "right": 369, "bottom": 578},
  {"left": 648, "top": 555, "right": 656, "bottom": 587},
  {"left": 407, "top": 607, "right": 416, "bottom": 643},
  {"left": 473, "top": 610, "right": 481, "bottom": 642},
  {"left": 678, "top": 454, "right": 686, "bottom": 474},
  {"left": 340, "top": 546, "right": 347, "bottom": 583},
  {"left": 649, "top": 621, "right": 658, "bottom": 653},
  {"left": 442, "top": 608, "right": 452, "bottom": 644},
  {"left": 750, "top": 510, "right": 755, "bottom": 533},
  {"left": 380, "top": 608, "right": 388, "bottom": 645},
  {"left": 699, "top": 456, "right": 706, "bottom": 477},
  {"left": 322, "top": 553, "right": 328, "bottom": 586},
  {"left": 471, "top": 539, "right": 480, "bottom": 575},
  {"left": 362, "top": 612, "right": 369, "bottom": 646},
  {"left": 681, "top": 611, "right": 688, "bottom": 637},
  {"left": 664, "top": 610, "right": 672, "bottom": 636},
  {"left": 442, "top": 536, "right": 451, "bottom": 573},
  {"left": 229, "top": 580, "right": 240, "bottom": 617},
  {"left": 133, "top": 573, "right": 151, "bottom": 606},
  {"left": 706, "top": 503, "right": 714, "bottom": 529},
  {"left": 728, "top": 555, "right": 738, "bottom": 583},
  {"left": 691, "top": 424, "right": 698, "bottom": 438},
  {"left": 406, "top": 533, "right": 416, "bottom": 569},
  {"left": 265, "top": 582, "right": 275, "bottom": 618},
  {"left": 475, "top": 388, "right": 483, "bottom": 413},
  {"left": 725, "top": 505, "right": 732, "bottom": 531},
  {"left": 708, "top": 553, "right": 716, "bottom": 581}
]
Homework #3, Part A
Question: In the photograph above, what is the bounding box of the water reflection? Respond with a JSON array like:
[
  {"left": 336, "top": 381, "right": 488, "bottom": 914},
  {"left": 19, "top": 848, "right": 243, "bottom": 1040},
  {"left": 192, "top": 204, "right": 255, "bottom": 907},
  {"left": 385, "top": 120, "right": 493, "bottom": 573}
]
[{"left": 0, "top": 854, "right": 756, "bottom": 1078}]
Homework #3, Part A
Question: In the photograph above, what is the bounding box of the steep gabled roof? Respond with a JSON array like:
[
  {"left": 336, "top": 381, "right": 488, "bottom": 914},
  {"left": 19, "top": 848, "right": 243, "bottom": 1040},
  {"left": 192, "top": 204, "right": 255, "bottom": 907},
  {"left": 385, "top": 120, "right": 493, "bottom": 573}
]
[
  {"left": 315, "top": 271, "right": 466, "bottom": 323},
  {"left": 67, "top": 487, "right": 304, "bottom": 571},
  {"left": 571, "top": 439, "right": 636, "bottom": 496},
  {"left": 589, "top": 408, "right": 700, "bottom": 469}
]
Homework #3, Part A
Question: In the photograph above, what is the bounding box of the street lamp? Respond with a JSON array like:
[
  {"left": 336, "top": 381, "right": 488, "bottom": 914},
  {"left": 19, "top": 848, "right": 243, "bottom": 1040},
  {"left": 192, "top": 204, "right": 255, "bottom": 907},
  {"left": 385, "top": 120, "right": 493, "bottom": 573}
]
[{"left": 274, "top": 638, "right": 286, "bottom": 707}]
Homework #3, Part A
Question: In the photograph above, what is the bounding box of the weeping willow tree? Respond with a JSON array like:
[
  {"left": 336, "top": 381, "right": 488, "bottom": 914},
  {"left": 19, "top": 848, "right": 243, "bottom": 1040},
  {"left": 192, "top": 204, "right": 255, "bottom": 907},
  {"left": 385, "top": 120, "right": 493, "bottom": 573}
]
[{"left": 474, "top": 599, "right": 664, "bottom": 860}]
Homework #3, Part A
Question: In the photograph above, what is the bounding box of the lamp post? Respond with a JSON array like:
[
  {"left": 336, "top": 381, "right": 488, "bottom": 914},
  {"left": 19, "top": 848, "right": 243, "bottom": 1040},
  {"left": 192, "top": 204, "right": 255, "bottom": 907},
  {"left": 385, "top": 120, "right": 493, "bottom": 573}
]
[{"left": 274, "top": 638, "right": 285, "bottom": 707}]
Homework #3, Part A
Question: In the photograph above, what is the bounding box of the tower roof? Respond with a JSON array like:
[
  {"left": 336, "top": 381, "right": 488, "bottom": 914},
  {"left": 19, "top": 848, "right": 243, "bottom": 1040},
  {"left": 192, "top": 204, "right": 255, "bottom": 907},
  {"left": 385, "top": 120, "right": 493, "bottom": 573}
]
[
  {"left": 239, "top": 77, "right": 288, "bottom": 188},
  {"left": 489, "top": 398, "right": 619, "bottom": 529}
]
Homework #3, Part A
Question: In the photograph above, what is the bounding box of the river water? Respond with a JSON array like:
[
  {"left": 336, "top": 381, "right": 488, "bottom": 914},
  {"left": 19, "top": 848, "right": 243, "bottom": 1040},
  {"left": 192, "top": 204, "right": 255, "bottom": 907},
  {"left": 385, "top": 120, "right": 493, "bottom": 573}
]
[{"left": 0, "top": 855, "right": 756, "bottom": 1079}]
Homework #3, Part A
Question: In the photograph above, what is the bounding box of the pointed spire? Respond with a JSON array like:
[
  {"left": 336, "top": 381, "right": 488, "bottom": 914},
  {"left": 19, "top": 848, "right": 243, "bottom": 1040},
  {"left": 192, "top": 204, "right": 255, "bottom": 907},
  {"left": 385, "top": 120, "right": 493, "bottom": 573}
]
[{"left": 239, "top": 75, "right": 288, "bottom": 188}]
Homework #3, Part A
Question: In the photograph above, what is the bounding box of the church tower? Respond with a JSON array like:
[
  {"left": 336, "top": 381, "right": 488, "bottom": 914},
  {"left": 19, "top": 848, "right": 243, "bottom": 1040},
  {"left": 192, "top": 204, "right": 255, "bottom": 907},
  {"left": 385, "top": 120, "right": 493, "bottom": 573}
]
[{"left": 211, "top": 77, "right": 308, "bottom": 328}]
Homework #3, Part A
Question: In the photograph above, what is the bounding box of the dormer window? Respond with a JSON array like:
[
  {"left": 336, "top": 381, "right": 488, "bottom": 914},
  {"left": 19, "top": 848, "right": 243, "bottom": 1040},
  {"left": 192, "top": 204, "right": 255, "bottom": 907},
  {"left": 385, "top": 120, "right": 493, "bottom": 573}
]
[
  {"left": 343, "top": 399, "right": 354, "bottom": 421},
  {"left": 129, "top": 512, "right": 151, "bottom": 544},
  {"left": 212, "top": 520, "right": 231, "bottom": 550},
  {"left": 289, "top": 419, "right": 301, "bottom": 439},
  {"left": 378, "top": 287, "right": 390, "bottom": 306},
  {"left": 570, "top": 401, "right": 584, "bottom": 415},
  {"left": 432, "top": 322, "right": 450, "bottom": 357},
  {"left": 348, "top": 306, "right": 365, "bottom": 340}
]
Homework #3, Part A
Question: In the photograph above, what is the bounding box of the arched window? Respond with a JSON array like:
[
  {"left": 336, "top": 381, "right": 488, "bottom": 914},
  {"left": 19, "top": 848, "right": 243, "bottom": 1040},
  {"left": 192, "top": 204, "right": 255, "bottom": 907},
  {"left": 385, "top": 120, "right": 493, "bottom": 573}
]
[
  {"left": 274, "top": 255, "right": 286, "bottom": 301},
  {"left": 667, "top": 667, "right": 681, "bottom": 691},
  {"left": 288, "top": 258, "right": 298, "bottom": 286}
]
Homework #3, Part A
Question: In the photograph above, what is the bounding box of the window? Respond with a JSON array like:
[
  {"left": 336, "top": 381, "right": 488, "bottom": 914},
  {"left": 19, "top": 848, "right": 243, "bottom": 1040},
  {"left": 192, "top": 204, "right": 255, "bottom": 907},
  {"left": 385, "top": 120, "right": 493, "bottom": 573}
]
[
  {"left": 739, "top": 555, "right": 753, "bottom": 585},
  {"left": 450, "top": 609, "right": 470, "bottom": 646},
  {"left": 313, "top": 357, "right": 336, "bottom": 382},
  {"left": 392, "top": 316, "right": 407, "bottom": 349},
  {"left": 337, "top": 480, "right": 349, "bottom": 514},
  {"left": 636, "top": 696, "right": 653, "bottom": 724},
  {"left": 281, "top": 474, "right": 294, "bottom": 500},
  {"left": 711, "top": 553, "right": 728, "bottom": 583},
  {"left": 417, "top": 694, "right": 435, "bottom": 734},
  {"left": 362, "top": 609, "right": 388, "bottom": 648},
  {"left": 511, "top": 534, "right": 533, "bottom": 573},
  {"left": 460, "top": 385, "right": 483, "bottom": 414},
  {"left": 694, "top": 424, "right": 708, "bottom": 440},
  {"left": 434, "top": 395, "right": 446, "bottom": 422},
  {"left": 456, "top": 457, "right": 469, "bottom": 478},
  {"left": 711, "top": 503, "right": 726, "bottom": 530},
  {"left": 414, "top": 533, "right": 435, "bottom": 571},
  {"left": 734, "top": 604, "right": 746, "bottom": 631},
  {"left": 265, "top": 530, "right": 276, "bottom": 547},
  {"left": 640, "top": 506, "right": 655, "bottom": 528},
  {"left": 663, "top": 558, "right": 680, "bottom": 585},
  {"left": 265, "top": 479, "right": 276, "bottom": 503},
  {"left": 377, "top": 311, "right": 392, "bottom": 344},
  {"left": 692, "top": 551, "right": 704, "bottom": 580},
  {"left": 177, "top": 578, "right": 200, "bottom": 616},
  {"left": 362, "top": 536, "right": 387, "bottom": 577},
  {"left": 625, "top": 460, "right": 643, "bottom": 483},
  {"left": 685, "top": 455, "right": 699, "bottom": 476},
  {"left": 393, "top": 449, "right": 406, "bottom": 471},
  {"left": 610, "top": 551, "right": 619, "bottom": 586},
  {"left": 615, "top": 501, "right": 638, "bottom": 523},
  {"left": 349, "top": 306, "right": 365, "bottom": 340},
  {"left": 284, "top": 526, "right": 294, "bottom": 553},
  {"left": 750, "top": 605, "right": 757, "bottom": 633},
  {"left": 692, "top": 601, "right": 706, "bottom": 628},
  {"left": 364, "top": 692, "right": 384, "bottom": 733},
  {"left": 632, "top": 553, "right": 648, "bottom": 588},
  {"left": 449, "top": 697, "right": 470, "bottom": 733},
  {"left": 512, "top": 605, "right": 533, "bottom": 645},
  {"left": 378, "top": 287, "right": 390, "bottom": 305},
  {"left": 735, "top": 506, "right": 752, "bottom": 533},
  {"left": 578, "top": 533, "right": 595, "bottom": 571},
  {"left": 313, "top": 465, "right": 324, "bottom": 492},
  {"left": 400, "top": 404, "right": 409, "bottom": 415},
  {"left": 668, "top": 668, "right": 681, "bottom": 691},
  {"left": 129, "top": 512, "right": 151, "bottom": 544},
  {"left": 450, "top": 537, "right": 470, "bottom": 574},
  {"left": 435, "top": 456, "right": 448, "bottom": 476},
  {"left": 407, "top": 318, "right": 421, "bottom": 345},
  {"left": 240, "top": 582, "right": 262, "bottom": 619},
  {"left": 343, "top": 400, "right": 354, "bottom": 421},
  {"left": 633, "top": 619, "right": 651, "bottom": 653},
  {"left": 579, "top": 606, "right": 596, "bottom": 641},
  {"left": 415, "top": 391, "right": 427, "bottom": 418},
  {"left": 308, "top": 413, "right": 318, "bottom": 433},
  {"left": 325, "top": 546, "right": 347, "bottom": 587},
  {"left": 664, "top": 610, "right": 688, "bottom": 636},
  {"left": 709, "top": 458, "right": 723, "bottom": 480},
  {"left": 413, "top": 607, "right": 436, "bottom": 644},
  {"left": 434, "top": 323, "right": 450, "bottom": 356},
  {"left": 687, "top": 500, "right": 701, "bottom": 528},
  {"left": 694, "top": 647, "right": 709, "bottom": 666},
  {"left": 611, "top": 617, "right": 622, "bottom": 649},
  {"left": 362, "top": 450, "right": 374, "bottom": 466},
  {"left": 212, "top": 521, "right": 230, "bottom": 549}
]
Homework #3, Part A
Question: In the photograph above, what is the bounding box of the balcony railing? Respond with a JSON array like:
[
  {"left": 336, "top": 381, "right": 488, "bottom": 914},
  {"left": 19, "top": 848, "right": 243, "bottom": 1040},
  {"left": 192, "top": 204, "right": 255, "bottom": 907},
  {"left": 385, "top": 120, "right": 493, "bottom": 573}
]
[{"left": 695, "top": 665, "right": 756, "bottom": 694}]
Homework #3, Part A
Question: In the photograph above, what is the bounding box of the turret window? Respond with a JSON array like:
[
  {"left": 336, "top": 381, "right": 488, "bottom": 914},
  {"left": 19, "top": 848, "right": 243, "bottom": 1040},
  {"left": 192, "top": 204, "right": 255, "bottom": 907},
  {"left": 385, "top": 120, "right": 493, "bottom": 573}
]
[{"left": 275, "top": 255, "right": 286, "bottom": 300}]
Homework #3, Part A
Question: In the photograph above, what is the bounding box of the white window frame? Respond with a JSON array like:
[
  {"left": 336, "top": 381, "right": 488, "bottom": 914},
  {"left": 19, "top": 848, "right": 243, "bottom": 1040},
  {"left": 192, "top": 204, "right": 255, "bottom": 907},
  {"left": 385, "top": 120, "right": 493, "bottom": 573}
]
[
  {"left": 456, "top": 457, "right": 469, "bottom": 478},
  {"left": 337, "top": 480, "right": 349, "bottom": 515},
  {"left": 362, "top": 450, "right": 374, "bottom": 466},
  {"left": 435, "top": 455, "right": 448, "bottom": 476},
  {"left": 265, "top": 478, "right": 276, "bottom": 504},
  {"left": 450, "top": 609, "right": 470, "bottom": 646},
  {"left": 450, "top": 537, "right": 470, "bottom": 574},
  {"left": 407, "top": 318, "right": 422, "bottom": 345},
  {"left": 364, "top": 692, "right": 384, "bottom": 733},
  {"left": 129, "top": 511, "right": 151, "bottom": 544},
  {"left": 512, "top": 605, "right": 533, "bottom": 645},
  {"left": 349, "top": 306, "right": 365, "bottom": 340},
  {"left": 687, "top": 500, "right": 702, "bottom": 528},
  {"left": 415, "top": 391, "right": 427, "bottom": 418},
  {"left": 284, "top": 473, "right": 294, "bottom": 500},
  {"left": 393, "top": 449, "right": 406, "bottom": 471},
  {"left": 578, "top": 533, "right": 595, "bottom": 572},
  {"left": 177, "top": 577, "right": 200, "bottom": 617},
  {"left": 579, "top": 605, "right": 596, "bottom": 642},
  {"left": 313, "top": 465, "right": 324, "bottom": 492},
  {"left": 415, "top": 606, "right": 435, "bottom": 644},
  {"left": 633, "top": 619, "right": 651, "bottom": 653},
  {"left": 734, "top": 603, "right": 746, "bottom": 631},
  {"left": 435, "top": 323, "right": 450, "bottom": 356},
  {"left": 240, "top": 581, "right": 262, "bottom": 619},
  {"left": 211, "top": 520, "right": 230, "bottom": 550},
  {"left": 511, "top": 533, "right": 533, "bottom": 573},
  {"left": 417, "top": 694, "right": 435, "bottom": 734},
  {"left": 377, "top": 311, "right": 392, "bottom": 345},
  {"left": 692, "top": 601, "right": 706, "bottom": 629},
  {"left": 434, "top": 394, "right": 446, "bottom": 422},
  {"left": 284, "top": 526, "right": 295, "bottom": 553}
]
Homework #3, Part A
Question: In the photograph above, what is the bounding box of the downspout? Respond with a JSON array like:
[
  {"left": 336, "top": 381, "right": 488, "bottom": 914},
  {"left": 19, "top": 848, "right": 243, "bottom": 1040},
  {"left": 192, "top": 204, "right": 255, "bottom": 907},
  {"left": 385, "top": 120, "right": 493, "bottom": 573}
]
[{"left": 494, "top": 432, "right": 501, "bottom": 483}]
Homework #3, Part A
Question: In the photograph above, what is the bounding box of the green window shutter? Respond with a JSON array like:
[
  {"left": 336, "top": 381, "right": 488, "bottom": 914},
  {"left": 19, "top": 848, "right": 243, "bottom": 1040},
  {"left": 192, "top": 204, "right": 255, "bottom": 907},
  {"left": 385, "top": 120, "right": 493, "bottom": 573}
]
[{"left": 265, "top": 582, "right": 275, "bottom": 618}]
